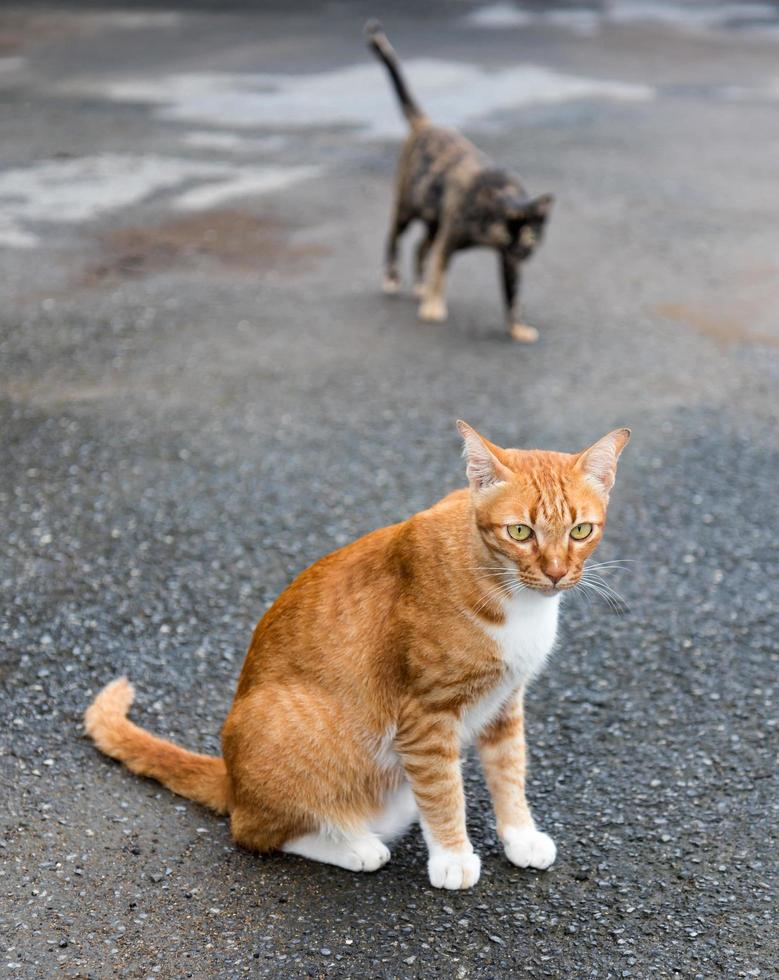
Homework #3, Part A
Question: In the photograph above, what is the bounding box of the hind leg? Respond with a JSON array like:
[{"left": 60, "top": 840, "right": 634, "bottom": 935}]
[
  {"left": 418, "top": 226, "right": 454, "bottom": 322},
  {"left": 282, "top": 828, "right": 390, "bottom": 872},
  {"left": 383, "top": 201, "right": 412, "bottom": 294},
  {"left": 280, "top": 780, "right": 417, "bottom": 873},
  {"left": 230, "top": 805, "right": 389, "bottom": 872},
  {"left": 413, "top": 224, "right": 437, "bottom": 298},
  {"left": 223, "top": 685, "right": 399, "bottom": 870}
]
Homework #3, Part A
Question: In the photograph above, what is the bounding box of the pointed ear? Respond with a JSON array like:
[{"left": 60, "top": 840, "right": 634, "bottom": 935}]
[
  {"left": 456, "top": 420, "right": 512, "bottom": 493},
  {"left": 531, "top": 193, "right": 554, "bottom": 220},
  {"left": 576, "top": 428, "right": 631, "bottom": 496}
]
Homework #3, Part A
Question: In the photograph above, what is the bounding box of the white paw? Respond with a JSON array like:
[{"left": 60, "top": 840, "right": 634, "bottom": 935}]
[
  {"left": 503, "top": 826, "right": 556, "bottom": 870},
  {"left": 382, "top": 275, "right": 400, "bottom": 295},
  {"left": 418, "top": 298, "right": 447, "bottom": 322},
  {"left": 344, "top": 836, "right": 391, "bottom": 872},
  {"left": 428, "top": 848, "right": 481, "bottom": 890},
  {"left": 508, "top": 323, "right": 539, "bottom": 343}
]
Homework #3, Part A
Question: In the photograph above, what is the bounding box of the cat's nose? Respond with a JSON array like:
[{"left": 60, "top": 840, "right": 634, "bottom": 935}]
[{"left": 543, "top": 561, "right": 567, "bottom": 585}]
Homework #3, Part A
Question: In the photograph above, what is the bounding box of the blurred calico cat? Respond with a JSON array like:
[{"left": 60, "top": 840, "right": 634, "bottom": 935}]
[{"left": 366, "top": 20, "right": 554, "bottom": 343}]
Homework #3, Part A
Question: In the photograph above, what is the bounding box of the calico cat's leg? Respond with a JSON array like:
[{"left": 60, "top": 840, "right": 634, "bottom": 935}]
[
  {"left": 383, "top": 202, "right": 412, "bottom": 294},
  {"left": 413, "top": 224, "right": 437, "bottom": 298},
  {"left": 418, "top": 232, "right": 453, "bottom": 322},
  {"left": 282, "top": 829, "right": 391, "bottom": 872},
  {"left": 396, "top": 707, "right": 481, "bottom": 889},
  {"left": 477, "top": 692, "right": 556, "bottom": 870},
  {"left": 500, "top": 253, "right": 539, "bottom": 343}
]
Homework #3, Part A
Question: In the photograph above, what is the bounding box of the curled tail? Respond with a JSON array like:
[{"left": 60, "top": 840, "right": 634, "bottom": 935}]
[
  {"left": 84, "top": 677, "right": 229, "bottom": 815},
  {"left": 365, "top": 20, "right": 425, "bottom": 127}
]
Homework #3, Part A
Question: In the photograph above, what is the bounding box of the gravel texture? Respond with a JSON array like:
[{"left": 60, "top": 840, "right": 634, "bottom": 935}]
[{"left": 1, "top": 3, "right": 777, "bottom": 977}]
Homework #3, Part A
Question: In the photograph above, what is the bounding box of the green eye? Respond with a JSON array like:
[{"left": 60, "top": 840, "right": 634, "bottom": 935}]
[
  {"left": 507, "top": 524, "right": 533, "bottom": 542},
  {"left": 570, "top": 522, "right": 593, "bottom": 540}
]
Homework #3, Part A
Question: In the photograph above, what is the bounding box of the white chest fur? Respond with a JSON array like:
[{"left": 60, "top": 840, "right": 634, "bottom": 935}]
[{"left": 461, "top": 591, "right": 560, "bottom": 744}]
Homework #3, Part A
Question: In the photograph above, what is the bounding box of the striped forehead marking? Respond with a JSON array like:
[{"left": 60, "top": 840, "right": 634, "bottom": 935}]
[{"left": 527, "top": 466, "right": 574, "bottom": 529}]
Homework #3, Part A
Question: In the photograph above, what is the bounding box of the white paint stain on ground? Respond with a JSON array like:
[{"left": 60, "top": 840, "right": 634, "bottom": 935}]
[
  {"left": 174, "top": 166, "right": 318, "bottom": 211},
  {"left": 87, "top": 11, "right": 182, "bottom": 30},
  {"left": 466, "top": 4, "right": 600, "bottom": 34},
  {"left": 0, "top": 154, "right": 318, "bottom": 249},
  {"left": 466, "top": 2, "right": 779, "bottom": 37},
  {"left": 183, "top": 131, "right": 287, "bottom": 153},
  {"left": 69, "top": 60, "right": 653, "bottom": 139}
]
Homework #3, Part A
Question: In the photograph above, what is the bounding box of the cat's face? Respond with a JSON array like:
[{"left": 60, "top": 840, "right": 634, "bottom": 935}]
[
  {"left": 458, "top": 421, "right": 630, "bottom": 595},
  {"left": 506, "top": 194, "right": 554, "bottom": 260}
]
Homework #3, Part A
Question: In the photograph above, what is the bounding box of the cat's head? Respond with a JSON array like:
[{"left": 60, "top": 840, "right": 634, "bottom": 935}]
[
  {"left": 457, "top": 420, "right": 630, "bottom": 596},
  {"left": 471, "top": 174, "right": 553, "bottom": 254},
  {"left": 506, "top": 193, "right": 554, "bottom": 259}
]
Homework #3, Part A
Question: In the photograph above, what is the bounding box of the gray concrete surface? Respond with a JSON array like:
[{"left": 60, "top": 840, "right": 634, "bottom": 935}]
[{"left": 1, "top": 2, "right": 777, "bottom": 977}]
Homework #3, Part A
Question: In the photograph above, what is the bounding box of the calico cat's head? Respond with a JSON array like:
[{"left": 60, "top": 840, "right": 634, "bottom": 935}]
[
  {"left": 506, "top": 193, "right": 554, "bottom": 260},
  {"left": 457, "top": 421, "right": 630, "bottom": 596},
  {"left": 473, "top": 178, "right": 554, "bottom": 257}
]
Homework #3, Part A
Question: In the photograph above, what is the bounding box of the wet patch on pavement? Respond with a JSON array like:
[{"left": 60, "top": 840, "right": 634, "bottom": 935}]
[{"left": 83, "top": 210, "right": 330, "bottom": 286}]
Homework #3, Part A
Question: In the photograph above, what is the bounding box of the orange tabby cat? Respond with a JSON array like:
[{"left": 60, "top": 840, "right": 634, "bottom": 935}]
[{"left": 85, "top": 421, "right": 630, "bottom": 890}]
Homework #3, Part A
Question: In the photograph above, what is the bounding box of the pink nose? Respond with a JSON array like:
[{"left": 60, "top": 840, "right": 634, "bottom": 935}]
[{"left": 543, "top": 561, "right": 567, "bottom": 585}]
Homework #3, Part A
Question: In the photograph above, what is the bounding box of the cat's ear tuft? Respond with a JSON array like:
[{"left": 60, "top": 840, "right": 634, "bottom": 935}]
[
  {"left": 456, "top": 420, "right": 511, "bottom": 493},
  {"left": 532, "top": 193, "right": 554, "bottom": 220},
  {"left": 577, "top": 428, "right": 631, "bottom": 496}
]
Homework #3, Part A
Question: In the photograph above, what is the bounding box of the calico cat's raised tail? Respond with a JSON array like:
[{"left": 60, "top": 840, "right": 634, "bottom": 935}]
[
  {"left": 366, "top": 20, "right": 554, "bottom": 342},
  {"left": 364, "top": 20, "right": 426, "bottom": 128}
]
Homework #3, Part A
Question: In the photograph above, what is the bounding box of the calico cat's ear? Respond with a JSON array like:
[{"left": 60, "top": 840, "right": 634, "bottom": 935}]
[
  {"left": 506, "top": 193, "right": 553, "bottom": 222},
  {"left": 457, "top": 420, "right": 512, "bottom": 492},
  {"left": 531, "top": 193, "right": 554, "bottom": 220},
  {"left": 576, "top": 428, "right": 631, "bottom": 495}
]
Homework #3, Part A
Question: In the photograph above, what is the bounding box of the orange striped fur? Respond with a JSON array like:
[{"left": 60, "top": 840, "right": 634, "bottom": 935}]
[{"left": 85, "top": 421, "right": 629, "bottom": 889}]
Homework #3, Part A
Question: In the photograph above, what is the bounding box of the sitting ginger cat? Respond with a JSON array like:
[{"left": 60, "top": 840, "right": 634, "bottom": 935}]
[{"left": 86, "top": 421, "right": 629, "bottom": 889}]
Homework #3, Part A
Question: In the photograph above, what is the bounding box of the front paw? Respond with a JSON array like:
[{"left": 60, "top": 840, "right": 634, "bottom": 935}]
[
  {"left": 508, "top": 323, "right": 539, "bottom": 343},
  {"left": 428, "top": 847, "right": 481, "bottom": 890},
  {"left": 502, "top": 826, "right": 556, "bottom": 870},
  {"left": 418, "top": 297, "right": 447, "bottom": 322}
]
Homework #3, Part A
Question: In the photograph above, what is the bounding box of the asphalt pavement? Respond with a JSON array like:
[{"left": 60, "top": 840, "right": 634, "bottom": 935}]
[{"left": 1, "top": 2, "right": 777, "bottom": 977}]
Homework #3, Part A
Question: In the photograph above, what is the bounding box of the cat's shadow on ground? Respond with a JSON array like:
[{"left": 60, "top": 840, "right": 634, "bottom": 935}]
[{"left": 346, "top": 288, "right": 556, "bottom": 348}]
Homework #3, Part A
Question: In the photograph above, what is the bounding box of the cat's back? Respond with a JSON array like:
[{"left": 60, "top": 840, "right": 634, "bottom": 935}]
[
  {"left": 234, "top": 515, "right": 419, "bottom": 691},
  {"left": 235, "top": 491, "right": 472, "bottom": 692},
  {"left": 401, "top": 123, "right": 487, "bottom": 220}
]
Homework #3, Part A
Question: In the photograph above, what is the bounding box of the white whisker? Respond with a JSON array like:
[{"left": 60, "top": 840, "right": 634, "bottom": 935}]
[
  {"left": 472, "top": 581, "right": 514, "bottom": 616},
  {"left": 582, "top": 573, "right": 628, "bottom": 605},
  {"left": 576, "top": 577, "right": 628, "bottom": 614},
  {"left": 584, "top": 559, "right": 636, "bottom": 574},
  {"left": 471, "top": 571, "right": 529, "bottom": 616}
]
